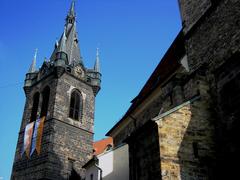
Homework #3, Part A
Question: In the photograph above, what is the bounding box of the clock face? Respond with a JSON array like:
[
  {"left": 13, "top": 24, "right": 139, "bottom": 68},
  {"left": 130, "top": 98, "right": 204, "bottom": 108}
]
[
  {"left": 76, "top": 67, "right": 82, "bottom": 74},
  {"left": 74, "top": 66, "right": 84, "bottom": 78}
]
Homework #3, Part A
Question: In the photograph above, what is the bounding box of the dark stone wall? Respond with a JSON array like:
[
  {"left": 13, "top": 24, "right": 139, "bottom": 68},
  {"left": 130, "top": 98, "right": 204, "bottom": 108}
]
[
  {"left": 113, "top": 70, "right": 200, "bottom": 147},
  {"left": 54, "top": 73, "right": 95, "bottom": 133},
  {"left": 185, "top": 0, "right": 240, "bottom": 72},
  {"left": 210, "top": 55, "right": 240, "bottom": 179},
  {"left": 178, "top": 0, "right": 212, "bottom": 33},
  {"left": 181, "top": 0, "right": 240, "bottom": 178},
  {"left": 12, "top": 70, "right": 95, "bottom": 179},
  {"left": 12, "top": 118, "right": 93, "bottom": 180},
  {"left": 12, "top": 118, "right": 58, "bottom": 180},
  {"left": 113, "top": 70, "right": 216, "bottom": 180},
  {"left": 51, "top": 118, "right": 93, "bottom": 178},
  {"left": 127, "top": 121, "right": 161, "bottom": 180},
  {"left": 19, "top": 74, "right": 57, "bottom": 131}
]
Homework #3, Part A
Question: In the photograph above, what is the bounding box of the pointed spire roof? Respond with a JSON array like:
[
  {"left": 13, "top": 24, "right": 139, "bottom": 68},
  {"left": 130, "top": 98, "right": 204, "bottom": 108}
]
[
  {"left": 94, "top": 48, "right": 100, "bottom": 73},
  {"left": 58, "top": 26, "right": 67, "bottom": 53},
  {"left": 28, "top": 48, "right": 38, "bottom": 73},
  {"left": 66, "top": 0, "right": 76, "bottom": 26},
  {"left": 50, "top": 1, "right": 83, "bottom": 66}
]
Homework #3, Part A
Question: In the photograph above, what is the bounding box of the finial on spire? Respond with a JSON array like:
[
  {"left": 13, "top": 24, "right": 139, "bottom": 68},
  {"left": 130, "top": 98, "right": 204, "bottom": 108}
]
[
  {"left": 96, "top": 47, "right": 100, "bottom": 57},
  {"left": 55, "top": 39, "right": 59, "bottom": 49},
  {"left": 66, "top": 0, "right": 76, "bottom": 25},
  {"left": 28, "top": 48, "right": 38, "bottom": 73},
  {"left": 94, "top": 48, "right": 100, "bottom": 73},
  {"left": 34, "top": 48, "right": 38, "bottom": 59},
  {"left": 69, "top": 0, "right": 76, "bottom": 16}
]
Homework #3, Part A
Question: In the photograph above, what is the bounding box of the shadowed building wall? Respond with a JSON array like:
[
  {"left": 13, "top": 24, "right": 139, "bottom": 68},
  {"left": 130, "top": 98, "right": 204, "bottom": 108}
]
[{"left": 106, "top": 0, "right": 240, "bottom": 179}]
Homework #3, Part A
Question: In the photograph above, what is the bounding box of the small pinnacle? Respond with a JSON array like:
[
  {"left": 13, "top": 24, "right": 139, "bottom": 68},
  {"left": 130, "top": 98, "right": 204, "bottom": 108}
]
[
  {"left": 28, "top": 48, "right": 38, "bottom": 73},
  {"left": 94, "top": 48, "right": 100, "bottom": 73}
]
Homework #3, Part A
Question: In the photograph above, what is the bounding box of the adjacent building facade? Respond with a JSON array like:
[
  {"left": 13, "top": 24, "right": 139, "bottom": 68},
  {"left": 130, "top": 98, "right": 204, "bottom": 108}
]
[
  {"left": 11, "top": 2, "right": 101, "bottom": 180},
  {"left": 84, "top": 140, "right": 129, "bottom": 180},
  {"left": 107, "top": 0, "right": 240, "bottom": 179}
]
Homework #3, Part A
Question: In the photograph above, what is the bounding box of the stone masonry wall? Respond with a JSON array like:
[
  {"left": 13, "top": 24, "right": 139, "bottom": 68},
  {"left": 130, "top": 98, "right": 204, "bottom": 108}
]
[
  {"left": 54, "top": 73, "right": 95, "bottom": 133},
  {"left": 12, "top": 74, "right": 58, "bottom": 180},
  {"left": 181, "top": 0, "right": 240, "bottom": 178},
  {"left": 113, "top": 67, "right": 216, "bottom": 180},
  {"left": 52, "top": 72, "right": 95, "bottom": 178},
  {"left": 12, "top": 116, "right": 56, "bottom": 180},
  {"left": 51, "top": 119, "right": 93, "bottom": 178},
  {"left": 156, "top": 96, "right": 215, "bottom": 179},
  {"left": 178, "top": 0, "right": 211, "bottom": 33},
  {"left": 12, "top": 71, "right": 95, "bottom": 179},
  {"left": 113, "top": 69, "right": 200, "bottom": 147},
  {"left": 19, "top": 74, "right": 57, "bottom": 130},
  {"left": 114, "top": 78, "right": 178, "bottom": 146},
  {"left": 185, "top": 0, "right": 240, "bottom": 72}
]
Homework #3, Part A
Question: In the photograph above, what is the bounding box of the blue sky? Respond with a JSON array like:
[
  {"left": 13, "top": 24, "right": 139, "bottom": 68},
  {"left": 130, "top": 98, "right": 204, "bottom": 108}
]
[{"left": 0, "top": 0, "right": 181, "bottom": 179}]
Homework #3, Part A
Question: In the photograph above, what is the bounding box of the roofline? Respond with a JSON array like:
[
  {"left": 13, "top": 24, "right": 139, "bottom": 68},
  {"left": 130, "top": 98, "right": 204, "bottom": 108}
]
[
  {"left": 82, "top": 155, "right": 98, "bottom": 169},
  {"left": 106, "top": 30, "right": 185, "bottom": 136},
  {"left": 97, "top": 143, "right": 127, "bottom": 157},
  {"left": 123, "top": 96, "right": 200, "bottom": 143},
  {"left": 152, "top": 95, "right": 200, "bottom": 121}
]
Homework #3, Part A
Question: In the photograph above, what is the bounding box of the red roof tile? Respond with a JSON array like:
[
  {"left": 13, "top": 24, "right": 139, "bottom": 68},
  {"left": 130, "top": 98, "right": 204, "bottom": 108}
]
[{"left": 93, "top": 137, "right": 113, "bottom": 156}]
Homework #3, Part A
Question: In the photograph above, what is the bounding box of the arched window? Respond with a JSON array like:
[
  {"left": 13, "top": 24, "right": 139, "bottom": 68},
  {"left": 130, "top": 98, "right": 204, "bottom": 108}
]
[
  {"left": 40, "top": 86, "right": 50, "bottom": 118},
  {"left": 69, "top": 90, "right": 82, "bottom": 121},
  {"left": 30, "top": 92, "right": 40, "bottom": 122}
]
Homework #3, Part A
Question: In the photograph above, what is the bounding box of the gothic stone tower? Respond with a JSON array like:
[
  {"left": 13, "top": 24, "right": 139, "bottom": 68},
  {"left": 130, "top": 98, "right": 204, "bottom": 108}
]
[{"left": 11, "top": 2, "right": 101, "bottom": 179}]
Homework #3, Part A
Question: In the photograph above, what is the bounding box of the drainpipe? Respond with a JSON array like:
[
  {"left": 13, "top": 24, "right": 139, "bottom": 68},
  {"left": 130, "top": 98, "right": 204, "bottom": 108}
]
[{"left": 94, "top": 163, "right": 103, "bottom": 180}]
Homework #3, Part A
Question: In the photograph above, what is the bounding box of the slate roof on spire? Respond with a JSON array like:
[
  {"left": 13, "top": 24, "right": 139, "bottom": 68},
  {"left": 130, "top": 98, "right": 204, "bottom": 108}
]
[
  {"left": 58, "top": 26, "right": 67, "bottom": 53},
  {"left": 94, "top": 48, "right": 100, "bottom": 73},
  {"left": 50, "top": 1, "right": 83, "bottom": 66},
  {"left": 28, "top": 49, "right": 38, "bottom": 73}
]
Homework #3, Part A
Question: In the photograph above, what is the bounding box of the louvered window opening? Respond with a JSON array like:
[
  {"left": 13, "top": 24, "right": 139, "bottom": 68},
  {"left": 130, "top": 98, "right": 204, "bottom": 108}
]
[{"left": 69, "top": 91, "right": 82, "bottom": 121}]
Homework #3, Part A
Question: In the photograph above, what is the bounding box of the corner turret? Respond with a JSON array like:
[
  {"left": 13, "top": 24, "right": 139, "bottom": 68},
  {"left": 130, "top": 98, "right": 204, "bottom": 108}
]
[
  {"left": 54, "top": 27, "right": 68, "bottom": 77},
  {"left": 86, "top": 48, "right": 102, "bottom": 96}
]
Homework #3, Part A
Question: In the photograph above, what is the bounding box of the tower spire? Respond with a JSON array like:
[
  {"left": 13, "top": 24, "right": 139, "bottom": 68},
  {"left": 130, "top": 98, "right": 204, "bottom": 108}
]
[
  {"left": 69, "top": 0, "right": 76, "bottom": 16},
  {"left": 94, "top": 48, "right": 100, "bottom": 73},
  {"left": 66, "top": 0, "right": 76, "bottom": 25},
  {"left": 28, "top": 48, "right": 38, "bottom": 73},
  {"left": 50, "top": 0, "right": 82, "bottom": 66}
]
